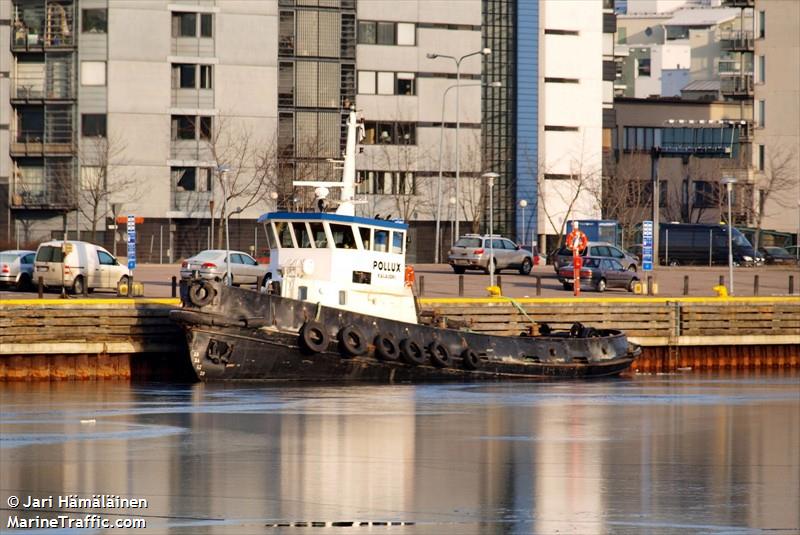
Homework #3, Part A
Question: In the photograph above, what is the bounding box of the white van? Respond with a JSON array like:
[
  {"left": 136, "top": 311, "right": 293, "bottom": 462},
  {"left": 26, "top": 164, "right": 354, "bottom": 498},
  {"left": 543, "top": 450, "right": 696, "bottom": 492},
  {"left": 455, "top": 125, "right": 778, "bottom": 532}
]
[{"left": 34, "top": 240, "right": 131, "bottom": 294}]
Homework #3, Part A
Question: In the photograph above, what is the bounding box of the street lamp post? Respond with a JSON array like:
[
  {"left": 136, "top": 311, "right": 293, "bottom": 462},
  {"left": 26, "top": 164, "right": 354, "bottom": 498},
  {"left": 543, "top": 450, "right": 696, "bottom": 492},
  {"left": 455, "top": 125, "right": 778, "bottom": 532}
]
[
  {"left": 428, "top": 48, "right": 491, "bottom": 247},
  {"left": 225, "top": 206, "right": 244, "bottom": 286},
  {"left": 721, "top": 176, "right": 737, "bottom": 295},
  {"left": 433, "top": 80, "right": 501, "bottom": 263},
  {"left": 519, "top": 199, "right": 528, "bottom": 247},
  {"left": 483, "top": 172, "right": 499, "bottom": 288},
  {"left": 449, "top": 196, "right": 457, "bottom": 247}
]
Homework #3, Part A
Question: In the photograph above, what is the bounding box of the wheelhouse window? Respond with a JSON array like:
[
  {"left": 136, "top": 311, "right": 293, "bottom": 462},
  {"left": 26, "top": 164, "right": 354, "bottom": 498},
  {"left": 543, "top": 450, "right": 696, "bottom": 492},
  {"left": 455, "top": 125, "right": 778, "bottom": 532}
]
[
  {"left": 273, "top": 221, "right": 295, "bottom": 248},
  {"left": 359, "top": 227, "right": 371, "bottom": 250},
  {"left": 374, "top": 230, "right": 389, "bottom": 252},
  {"left": 330, "top": 224, "right": 357, "bottom": 249},
  {"left": 391, "top": 232, "right": 404, "bottom": 254},
  {"left": 292, "top": 222, "right": 313, "bottom": 248},
  {"left": 309, "top": 222, "right": 328, "bottom": 248}
]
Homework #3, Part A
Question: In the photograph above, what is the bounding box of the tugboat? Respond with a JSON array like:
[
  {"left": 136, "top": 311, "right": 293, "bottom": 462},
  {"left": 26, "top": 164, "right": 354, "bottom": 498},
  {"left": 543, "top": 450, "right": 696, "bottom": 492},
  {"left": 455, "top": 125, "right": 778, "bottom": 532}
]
[{"left": 170, "top": 108, "right": 640, "bottom": 382}]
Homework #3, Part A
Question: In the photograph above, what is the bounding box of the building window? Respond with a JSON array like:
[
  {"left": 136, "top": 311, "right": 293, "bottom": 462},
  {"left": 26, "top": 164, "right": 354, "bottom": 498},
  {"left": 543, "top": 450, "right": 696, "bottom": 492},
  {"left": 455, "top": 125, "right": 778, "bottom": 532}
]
[
  {"left": 81, "top": 114, "right": 107, "bottom": 137},
  {"left": 200, "top": 116, "right": 212, "bottom": 139},
  {"left": 396, "top": 72, "right": 415, "bottom": 95},
  {"left": 358, "top": 71, "right": 376, "bottom": 94},
  {"left": 173, "top": 167, "right": 213, "bottom": 192},
  {"left": 758, "top": 144, "right": 765, "bottom": 171},
  {"left": 638, "top": 57, "right": 651, "bottom": 77},
  {"left": 544, "top": 29, "right": 579, "bottom": 36},
  {"left": 544, "top": 77, "right": 579, "bottom": 84},
  {"left": 623, "top": 126, "right": 662, "bottom": 151},
  {"left": 617, "top": 27, "right": 626, "bottom": 44},
  {"left": 758, "top": 10, "right": 765, "bottom": 38},
  {"left": 200, "top": 65, "right": 213, "bottom": 89},
  {"left": 544, "top": 125, "right": 579, "bottom": 132},
  {"left": 377, "top": 72, "right": 394, "bottom": 95},
  {"left": 357, "top": 21, "right": 415, "bottom": 45},
  {"left": 693, "top": 181, "right": 718, "bottom": 208},
  {"left": 758, "top": 55, "right": 765, "bottom": 84},
  {"left": 173, "top": 13, "right": 197, "bottom": 37},
  {"left": 758, "top": 100, "right": 766, "bottom": 127},
  {"left": 396, "top": 23, "right": 415, "bottom": 45},
  {"left": 80, "top": 166, "right": 102, "bottom": 190},
  {"left": 357, "top": 21, "right": 376, "bottom": 44},
  {"left": 362, "top": 121, "right": 416, "bottom": 145},
  {"left": 377, "top": 22, "right": 395, "bottom": 45},
  {"left": 82, "top": 9, "right": 107, "bottom": 33},
  {"left": 200, "top": 14, "right": 213, "bottom": 37},
  {"left": 81, "top": 61, "right": 106, "bottom": 86},
  {"left": 177, "top": 64, "right": 195, "bottom": 88},
  {"left": 356, "top": 171, "right": 416, "bottom": 194},
  {"left": 173, "top": 115, "right": 195, "bottom": 140}
]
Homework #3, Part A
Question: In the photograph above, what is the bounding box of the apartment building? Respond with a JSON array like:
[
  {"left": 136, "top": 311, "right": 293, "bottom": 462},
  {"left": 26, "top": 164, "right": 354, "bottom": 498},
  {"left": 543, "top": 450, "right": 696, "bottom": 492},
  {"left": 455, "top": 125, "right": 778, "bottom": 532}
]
[
  {"left": 752, "top": 0, "right": 799, "bottom": 239},
  {"left": 483, "top": 0, "right": 614, "bottom": 255}
]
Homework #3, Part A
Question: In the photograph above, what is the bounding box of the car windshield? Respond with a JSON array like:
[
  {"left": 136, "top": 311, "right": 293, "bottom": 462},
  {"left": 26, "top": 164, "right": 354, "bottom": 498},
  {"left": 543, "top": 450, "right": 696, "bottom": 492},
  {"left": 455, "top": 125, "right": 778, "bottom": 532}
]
[
  {"left": 731, "top": 230, "right": 752, "bottom": 248},
  {"left": 192, "top": 251, "right": 221, "bottom": 261},
  {"left": 455, "top": 238, "right": 482, "bottom": 248}
]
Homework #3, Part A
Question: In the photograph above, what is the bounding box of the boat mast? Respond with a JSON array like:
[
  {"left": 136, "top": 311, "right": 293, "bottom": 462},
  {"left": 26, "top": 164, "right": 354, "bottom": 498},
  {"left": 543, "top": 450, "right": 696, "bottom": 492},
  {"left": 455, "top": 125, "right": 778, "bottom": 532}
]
[{"left": 292, "top": 106, "right": 362, "bottom": 216}]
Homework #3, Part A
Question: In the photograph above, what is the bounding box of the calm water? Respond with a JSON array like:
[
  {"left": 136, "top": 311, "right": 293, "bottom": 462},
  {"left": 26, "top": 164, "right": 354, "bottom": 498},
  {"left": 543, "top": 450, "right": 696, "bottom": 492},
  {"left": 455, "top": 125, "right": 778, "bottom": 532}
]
[{"left": 1, "top": 373, "right": 799, "bottom": 535}]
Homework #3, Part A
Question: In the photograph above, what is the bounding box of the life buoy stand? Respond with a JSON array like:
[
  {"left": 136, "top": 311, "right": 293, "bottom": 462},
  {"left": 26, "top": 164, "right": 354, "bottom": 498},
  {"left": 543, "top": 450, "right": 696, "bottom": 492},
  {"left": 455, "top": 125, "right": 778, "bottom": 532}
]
[
  {"left": 299, "top": 320, "right": 329, "bottom": 353},
  {"left": 404, "top": 265, "right": 415, "bottom": 287},
  {"left": 428, "top": 341, "right": 451, "bottom": 368},
  {"left": 188, "top": 280, "right": 216, "bottom": 307},
  {"left": 374, "top": 333, "right": 399, "bottom": 361},
  {"left": 399, "top": 338, "right": 425, "bottom": 366},
  {"left": 461, "top": 349, "right": 480, "bottom": 370},
  {"left": 339, "top": 324, "right": 368, "bottom": 357},
  {"left": 566, "top": 229, "right": 588, "bottom": 252}
]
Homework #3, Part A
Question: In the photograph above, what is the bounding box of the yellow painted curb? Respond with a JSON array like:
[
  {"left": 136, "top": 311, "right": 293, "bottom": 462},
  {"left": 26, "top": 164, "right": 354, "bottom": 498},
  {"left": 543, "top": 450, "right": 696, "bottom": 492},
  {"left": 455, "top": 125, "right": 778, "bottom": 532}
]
[
  {"left": 419, "top": 296, "right": 800, "bottom": 305},
  {"left": 0, "top": 298, "right": 181, "bottom": 306}
]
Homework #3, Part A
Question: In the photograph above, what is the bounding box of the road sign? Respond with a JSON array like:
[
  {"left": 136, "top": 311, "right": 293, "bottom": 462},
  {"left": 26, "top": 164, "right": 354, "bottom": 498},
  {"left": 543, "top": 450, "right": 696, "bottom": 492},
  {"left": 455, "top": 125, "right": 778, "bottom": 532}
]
[
  {"left": 127, "top": 215, "right": 137, "bottom": 270},
  {"left": 642, "top": 220, "right": 654, "bottom": 271}
]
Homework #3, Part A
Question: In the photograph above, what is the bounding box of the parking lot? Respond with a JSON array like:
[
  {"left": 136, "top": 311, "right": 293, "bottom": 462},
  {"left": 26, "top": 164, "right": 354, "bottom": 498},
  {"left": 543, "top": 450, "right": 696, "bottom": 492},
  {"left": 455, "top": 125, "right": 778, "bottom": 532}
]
[{"left": 1, "top": 262, "right": 797, "bottom": 300}]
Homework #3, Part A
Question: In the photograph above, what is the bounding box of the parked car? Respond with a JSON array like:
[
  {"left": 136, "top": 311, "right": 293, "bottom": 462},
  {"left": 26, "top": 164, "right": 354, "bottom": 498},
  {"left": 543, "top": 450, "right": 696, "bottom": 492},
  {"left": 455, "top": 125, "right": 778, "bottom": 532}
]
[
  {"left": 758, "top": 246, "right": 798, "bottom": 265},
  {"left": 552, "top": 241, "right": 640, "bottom": 273},
  {"left": 181, "top": 249, "right": 267, "bottom": 286},
  {"left": 626, "top": 244, "right": 644, "bottom": 263},
  {"left": 34, "top": 241, "right": 130, "bottom": 294},
  {"left": 448, "top": 234, "right": 534, "bottom": 275},
  {"left": 0, "top": 249, "right": 36, "bottom": 290},
  {"left": 520, "top": 244, "right": 543, "bottom": 266},
  {"left": 557, "top": 256, "right": 639, "bottom": 293}
]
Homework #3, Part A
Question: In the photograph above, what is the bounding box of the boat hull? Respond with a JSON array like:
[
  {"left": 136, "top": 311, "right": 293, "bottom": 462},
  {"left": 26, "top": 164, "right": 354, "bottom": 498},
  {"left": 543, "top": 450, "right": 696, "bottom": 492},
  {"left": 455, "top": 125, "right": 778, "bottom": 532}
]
[{"left": 170, "top": 281, "right": 638, "bottom": 383}]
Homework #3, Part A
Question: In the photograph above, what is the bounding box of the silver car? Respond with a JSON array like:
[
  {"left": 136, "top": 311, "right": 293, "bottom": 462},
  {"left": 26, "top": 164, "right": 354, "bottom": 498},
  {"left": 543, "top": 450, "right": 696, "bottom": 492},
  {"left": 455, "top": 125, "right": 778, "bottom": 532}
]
[
  {"left": 552, "top": 241, "right": 640, "bottom": 273},
  {"left": 180, "top": 249, "right": 266, "bottom": 286},
  {"left": 448, "top": 234, "right": 534, "bottom": 275},
  {"left": 0, "top": 250, "right": 36, "bottom": 290}
]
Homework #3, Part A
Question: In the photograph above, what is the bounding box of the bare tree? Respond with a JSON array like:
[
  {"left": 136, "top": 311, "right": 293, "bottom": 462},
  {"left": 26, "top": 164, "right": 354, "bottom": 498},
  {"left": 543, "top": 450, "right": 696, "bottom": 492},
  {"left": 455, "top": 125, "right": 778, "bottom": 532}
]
[
  {"left": 206, "top": 115, "right": 279, "bottom": 248},
  {"left": 747, "top": 145, "right": 797, "bottom": 250},
  {"left": 77, "top": 134, "right": 138, "bottom": 243},
  {"left": 597, "top": 151, "right": 652, "bottom": 246}
]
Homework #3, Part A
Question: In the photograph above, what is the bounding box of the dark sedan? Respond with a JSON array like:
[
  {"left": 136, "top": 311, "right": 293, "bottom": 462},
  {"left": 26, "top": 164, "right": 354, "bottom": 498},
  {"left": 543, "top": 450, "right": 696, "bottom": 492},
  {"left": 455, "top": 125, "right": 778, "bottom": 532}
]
[
  {"left": 758, "top": 246, "right": 797, "bottom": 265},
  {"left": 557, "top": 256, "right": 639, "bottom": 293}
]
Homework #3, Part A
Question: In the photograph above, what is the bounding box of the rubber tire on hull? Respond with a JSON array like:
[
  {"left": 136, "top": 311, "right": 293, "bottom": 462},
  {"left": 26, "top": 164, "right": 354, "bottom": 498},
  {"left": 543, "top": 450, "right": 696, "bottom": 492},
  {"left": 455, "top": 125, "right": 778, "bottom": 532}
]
[
  {"left": 299, "top": 320, "right": 330, "bottom": 353},
  {"left": 428, "top": 341, "right": 451, "bottom": 368},
  {"left": 374, "top": 333, "right": 399, "bottom": 361},
  {"left": 461, "top": 349, "right": 480, "bottom": 370},
  {"left": 339, "top": 324, "right": 368, "bottom": 357},
  {"left": 399, "top": 338, "right": 426, "bottom": 366},
  {"left": 189, "top": 280, "right": 217, "bottom": 307}
]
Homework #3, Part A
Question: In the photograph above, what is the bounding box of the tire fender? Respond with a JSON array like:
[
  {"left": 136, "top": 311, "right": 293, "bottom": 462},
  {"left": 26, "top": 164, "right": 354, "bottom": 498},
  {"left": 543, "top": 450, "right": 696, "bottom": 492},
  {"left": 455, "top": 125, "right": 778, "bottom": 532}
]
[
  {"left": 299, "top": 320, "right": 329, "bottom": 353},
  {"left": 399, "top": 338, "right": 425, "bottom": 366},
  {"left": 461, "top": 349, "right": 480, "bottom": 370},
  {"left": 428, "top": 341, "right": 451, "bottom": 368},
  {"left": 339, "top": 324, "right": 368, "bottom": 357},
  {"left": 374, "top": 333, "right": 399, "bottom": 361},
  {"left": 188, "top": 280, "right": 216, "bottom": 307}
]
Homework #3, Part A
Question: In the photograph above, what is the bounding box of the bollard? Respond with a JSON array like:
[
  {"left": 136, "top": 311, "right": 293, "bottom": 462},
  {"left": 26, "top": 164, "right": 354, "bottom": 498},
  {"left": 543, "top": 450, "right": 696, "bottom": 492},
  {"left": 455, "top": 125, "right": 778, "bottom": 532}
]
[
  {"left": 790, "top": 275, "right": 795, "bottom": 295},
  {"left": 83, "top": 277, "right": 88, "bottom": 297},
  {"left": 683, "top": 275, "right": 689, "bottom": 296},
  {"left": 171, "top": 276, "right": 177, "bottom": 298},
  {"left": 497, "top": 275, "right": 502, "bottom": 293},
  {"left": 38, "top": 276, "right": 44, "bottom": 299},
  {"left": 536, "top": 276, "right": 542, "bottom": 296},
  {"left": 647, "top": 275, "right": 653, "bottom": 296},
  {"left": 458, "top": 275, "right": 464, "bottom": 297},
  {"left": 418, "top": 275, "right": 424, "bottom": 296},
  {"left": 753, "top": 274, "right": 759, "bottom": 296},
  {"left": 719, "top": 275, "right": 724, "bottom": 287}
]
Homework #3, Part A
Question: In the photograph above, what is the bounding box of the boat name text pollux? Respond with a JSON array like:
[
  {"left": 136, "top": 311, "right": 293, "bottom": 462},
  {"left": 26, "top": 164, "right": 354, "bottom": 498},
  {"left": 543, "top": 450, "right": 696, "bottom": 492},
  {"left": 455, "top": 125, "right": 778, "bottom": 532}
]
[{"left": 373, "top": 261, "right": 401, "bottom": 273}]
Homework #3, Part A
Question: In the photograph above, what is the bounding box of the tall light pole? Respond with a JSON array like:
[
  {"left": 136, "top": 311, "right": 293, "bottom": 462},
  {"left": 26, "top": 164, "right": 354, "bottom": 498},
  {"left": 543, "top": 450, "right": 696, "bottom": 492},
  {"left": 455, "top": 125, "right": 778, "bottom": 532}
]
[
  {"left": 721, "top": 176, "right": 737, "bottom": 295},
  {"left": 433, "top": 80, "right": 501, "bottom": 262},
  {"left": 449, "top": 196, "right": 457, "bottom": 246},
  {"left": 483, "top": 172, "right": 499, "bottom": 288},
  {"left": 519, "top": 199, "right": 528, "bottom": 246},
  {"left": 428, "top": 48, "right": 491, "bottom": 245},
  {"left": 225, "top": 205, "right": 243, "bottom": 286},
  {"left": 217, "top": 165, "right": 231, "bottom": 282}
]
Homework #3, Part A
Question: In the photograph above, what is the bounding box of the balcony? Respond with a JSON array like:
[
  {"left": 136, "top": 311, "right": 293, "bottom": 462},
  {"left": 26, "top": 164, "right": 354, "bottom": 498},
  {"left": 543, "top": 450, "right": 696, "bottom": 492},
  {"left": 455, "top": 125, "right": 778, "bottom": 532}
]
[
  {"left": 720, "top": 30, "right": 754, "bottom": 52},
  {"left": 173, "top": 190, "right": 213, "bottom": 213},
  {"left": 12, "top": 1, "right": 76, "bottom": 52},
  {"left": 720, "top": 74, "right": 754, "bottom": 97},
  {"left": 10, "top": 160, "right": 77, "bottom": 210}
]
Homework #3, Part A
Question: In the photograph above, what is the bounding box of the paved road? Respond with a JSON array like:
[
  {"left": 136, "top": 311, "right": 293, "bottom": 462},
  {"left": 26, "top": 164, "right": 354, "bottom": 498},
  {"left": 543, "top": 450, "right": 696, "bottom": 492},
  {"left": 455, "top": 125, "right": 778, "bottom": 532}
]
[{"left": 1, "top": 262, "right": 797, "bottom": 300}]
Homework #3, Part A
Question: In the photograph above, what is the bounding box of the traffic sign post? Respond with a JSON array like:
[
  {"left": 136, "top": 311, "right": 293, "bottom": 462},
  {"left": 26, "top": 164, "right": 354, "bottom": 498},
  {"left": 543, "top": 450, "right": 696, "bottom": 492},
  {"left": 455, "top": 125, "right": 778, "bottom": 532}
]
[
  {"left": 127, "top": 215, "right": 136, "bottom": 297},
  {"left": 642, "top": 220, "right": 654, "bottom": 272}
]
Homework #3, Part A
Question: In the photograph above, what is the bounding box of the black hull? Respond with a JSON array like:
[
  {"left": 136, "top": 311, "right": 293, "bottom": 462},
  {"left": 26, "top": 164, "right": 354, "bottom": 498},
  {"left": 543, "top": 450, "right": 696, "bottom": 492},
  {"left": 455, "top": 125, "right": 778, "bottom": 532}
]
[{"left": 171, "top": 282, "right": 639, "bottom": 383}]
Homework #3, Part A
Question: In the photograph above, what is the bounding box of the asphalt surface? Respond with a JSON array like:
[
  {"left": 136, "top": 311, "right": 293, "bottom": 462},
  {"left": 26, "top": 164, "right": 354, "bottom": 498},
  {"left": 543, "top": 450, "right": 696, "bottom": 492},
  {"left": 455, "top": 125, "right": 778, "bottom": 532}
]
[{"left": 1, "top": 262, "right": 798, "bottom": 300}]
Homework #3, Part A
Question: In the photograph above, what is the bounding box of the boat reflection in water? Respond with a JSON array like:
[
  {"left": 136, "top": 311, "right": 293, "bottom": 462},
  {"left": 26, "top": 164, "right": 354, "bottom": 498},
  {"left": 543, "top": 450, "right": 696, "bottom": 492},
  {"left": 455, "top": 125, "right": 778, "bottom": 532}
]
[{"left": 1, "top": 375, "right": 799, "bottom": 533}]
